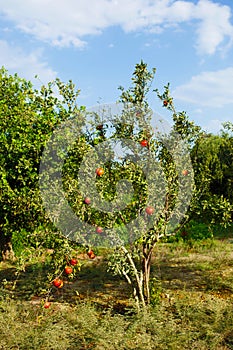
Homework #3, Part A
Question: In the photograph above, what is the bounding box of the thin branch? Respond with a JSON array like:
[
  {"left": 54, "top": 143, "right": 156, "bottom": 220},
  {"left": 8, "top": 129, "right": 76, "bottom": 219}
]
[{"left": 122, "top": 269, "right": 132, "bottom": 285}]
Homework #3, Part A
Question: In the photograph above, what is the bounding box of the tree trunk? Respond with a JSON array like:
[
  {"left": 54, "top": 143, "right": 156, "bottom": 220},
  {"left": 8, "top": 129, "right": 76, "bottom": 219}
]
[
  {"left": 121, "top": 245, "right": 146, "bottom": 308},
  {"left": 142, "top": 254, "right": 152, "bottom": 305},
  {"left": 142, "top": 243, "right": 154, "bottom": 306},
  {"left": 0, "top": 233, "right": 15, "bottom": 261}
]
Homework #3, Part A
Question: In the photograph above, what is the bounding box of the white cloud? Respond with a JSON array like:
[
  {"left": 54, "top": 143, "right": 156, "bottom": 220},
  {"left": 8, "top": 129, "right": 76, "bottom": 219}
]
[
  {"left": 194, "top": 0, "right": 233, "bottom": 55},
  {"left": 173, "top": 67, "right": 233, "bottom": 108},
  {"left": 0, "top": 0, "right": 232, "bottom": 55},
  {"left": 0, "top": 40, "right": 57, "bottom": 84}
]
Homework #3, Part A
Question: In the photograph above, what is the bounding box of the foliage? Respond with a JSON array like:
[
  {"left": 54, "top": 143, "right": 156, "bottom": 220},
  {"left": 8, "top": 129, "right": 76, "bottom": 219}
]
[
  {"left": 0, "top": 67, "right": 81, "bottom": 259},
  {"left": 190, "top": 132, "right": 232, "bottom": 226},
  {"left": 193, "top": 132, "right": 232, "bottom": 202},
  {"left": 180, "top": 220, "right": 214, "bottom": 242}
]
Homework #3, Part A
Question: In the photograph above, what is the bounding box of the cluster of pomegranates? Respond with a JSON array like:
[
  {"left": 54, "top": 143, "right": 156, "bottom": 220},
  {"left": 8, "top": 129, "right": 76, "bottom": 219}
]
[{"left": 44, "top": 251, "right": 96, "bottom": 309}]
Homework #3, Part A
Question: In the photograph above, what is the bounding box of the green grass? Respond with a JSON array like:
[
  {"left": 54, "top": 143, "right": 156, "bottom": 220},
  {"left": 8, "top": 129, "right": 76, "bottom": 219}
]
[{"left": 1, "top": 235, "right": 233, "bottom": 349}]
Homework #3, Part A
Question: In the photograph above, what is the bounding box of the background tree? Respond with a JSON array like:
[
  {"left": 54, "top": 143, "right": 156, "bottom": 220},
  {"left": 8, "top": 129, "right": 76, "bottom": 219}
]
[
  {"left": 155, "top": 83, "right": 232, "bottom": 228},
  {"left": 190, "top": 130, "right": 232, "bottom": 224},
  {"left": 0, "top": 68, "right": 80, "bottom": 259}
]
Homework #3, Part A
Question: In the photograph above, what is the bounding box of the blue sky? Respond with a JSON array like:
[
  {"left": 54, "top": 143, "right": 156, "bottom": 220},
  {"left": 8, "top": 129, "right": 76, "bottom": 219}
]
[{"left": 0, "top": 0, "right": 233, "bottom": 133}]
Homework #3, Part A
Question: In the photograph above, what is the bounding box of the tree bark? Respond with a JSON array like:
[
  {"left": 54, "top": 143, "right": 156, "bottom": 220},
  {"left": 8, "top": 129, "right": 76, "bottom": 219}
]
[
  {"left": 142, "top": 244, "right": 153, "bottom": 305},
  {"left": 121, "top": 245, "right": 146, "bottom": 308}
]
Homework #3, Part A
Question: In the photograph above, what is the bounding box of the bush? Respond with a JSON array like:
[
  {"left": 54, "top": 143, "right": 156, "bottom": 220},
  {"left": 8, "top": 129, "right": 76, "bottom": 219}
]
[
  {"left": 182, "top": 220, "right": 213, "bottom": 241},
  {"left": 166, "top": 220, "right": 214, "bottom": 245}
]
